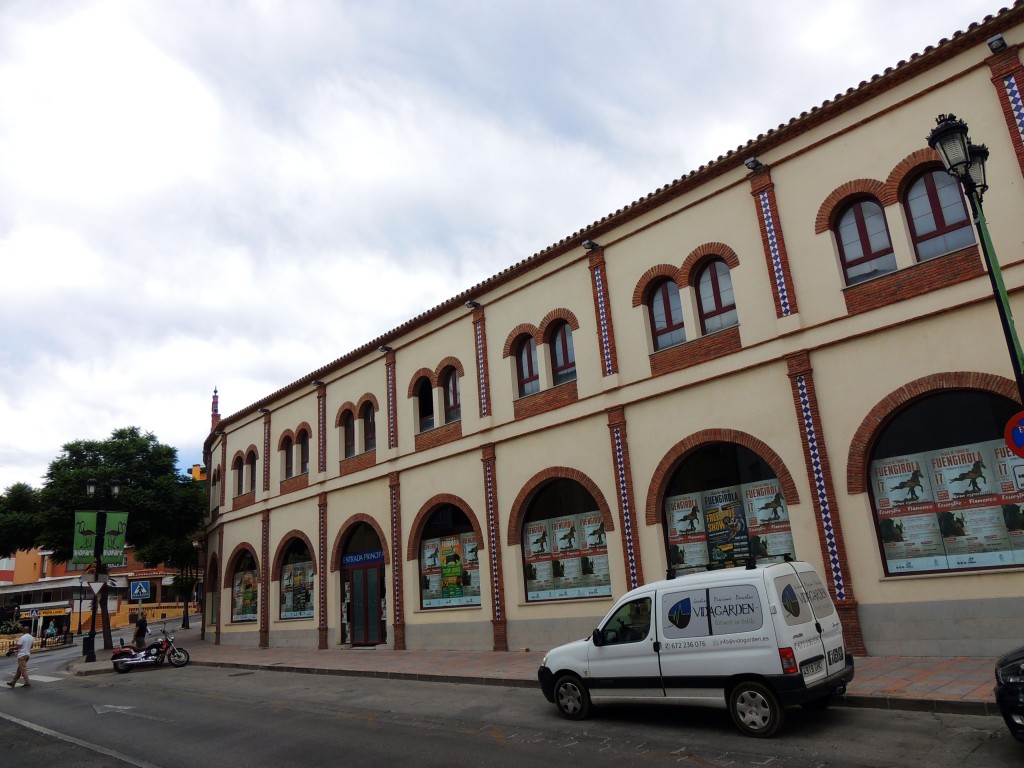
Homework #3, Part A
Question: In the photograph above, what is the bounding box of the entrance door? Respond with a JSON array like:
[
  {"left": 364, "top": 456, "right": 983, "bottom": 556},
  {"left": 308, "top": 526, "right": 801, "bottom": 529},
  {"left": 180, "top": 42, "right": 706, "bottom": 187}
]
[{"left": 348, "top": 565, "right": 383, "bottom": 646}]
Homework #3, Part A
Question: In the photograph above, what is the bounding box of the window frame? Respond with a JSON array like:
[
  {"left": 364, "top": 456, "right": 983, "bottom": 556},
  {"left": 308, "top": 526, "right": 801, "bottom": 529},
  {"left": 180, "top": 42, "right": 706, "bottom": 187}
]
[
  {"left": 648, "top": 279, "right": 686, "bottom": 351},
  {"left": 835, "top": 198, "right": 896, "bottom": 285},
  {"left": 442, "top": 369, "right": 461, "bottom": 424},
  {"left": 342, "top": 411, "right": 355, "bottom": 458},
  {"left": 361, "top": 402, "right": 376, "bottom": 451},
  {"left": 696, "top": 258, "right": 738, "bottom": 335},
  {"left": 516, "top": 336, "right": 540, "bottom": 396},
  {"left": 297, "top": 430, "right": 310, "bottom": 475},
  {"left": 233, "top": 456, "right": 244, "bottom": 497},
  {"left": 903, "top": 169, "right": 974, "bottom": 262},
  {"left": 416, "top": 377, "right": 434, "bottom": 432},
  {"left": 246, "top": 450, "right": 257, "bottom": 493},
  {"left": 282, "top": 435, "right": 294, "bottom": 479},
  {"left": 549, "top": 321, "right": 577, "bottom": 386}
]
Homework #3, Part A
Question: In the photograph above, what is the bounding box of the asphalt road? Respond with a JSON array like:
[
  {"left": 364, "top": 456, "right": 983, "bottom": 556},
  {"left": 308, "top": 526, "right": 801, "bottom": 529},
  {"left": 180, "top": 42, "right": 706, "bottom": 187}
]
[{"left": 0, "top": 655, "right": 1020, "bottom": 767}]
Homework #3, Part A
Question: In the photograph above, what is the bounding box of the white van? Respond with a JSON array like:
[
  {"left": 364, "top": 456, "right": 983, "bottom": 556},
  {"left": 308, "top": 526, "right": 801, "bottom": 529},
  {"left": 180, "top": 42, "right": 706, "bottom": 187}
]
[{"left": 538, "top": 561, "right": 854, "bottom": 737}]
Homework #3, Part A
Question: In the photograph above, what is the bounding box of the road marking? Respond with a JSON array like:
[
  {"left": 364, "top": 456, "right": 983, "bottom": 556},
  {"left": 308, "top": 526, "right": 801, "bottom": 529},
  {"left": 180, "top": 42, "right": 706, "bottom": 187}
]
[
  {"left": 93, "top": 704, "right": 174, "bottom": 722},
  {"left": 0, "top": 710, "right": 162, "bottom": 768}
]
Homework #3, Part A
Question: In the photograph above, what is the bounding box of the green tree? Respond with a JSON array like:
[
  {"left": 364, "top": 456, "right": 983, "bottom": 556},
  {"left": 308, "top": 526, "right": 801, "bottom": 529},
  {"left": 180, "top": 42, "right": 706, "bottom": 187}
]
[
  {"left": 0, "top": 483, "right": 41, "bottom": 557},
  {"left": 33, "top": 427, "right": 206, "bottom": 649}
]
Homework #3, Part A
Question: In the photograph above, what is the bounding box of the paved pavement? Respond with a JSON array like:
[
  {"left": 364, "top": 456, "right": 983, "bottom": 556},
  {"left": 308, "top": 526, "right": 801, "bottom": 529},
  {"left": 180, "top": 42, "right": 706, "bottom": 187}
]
[{"left": 60, "top": 624, "right": 1001, "bottom": 718}]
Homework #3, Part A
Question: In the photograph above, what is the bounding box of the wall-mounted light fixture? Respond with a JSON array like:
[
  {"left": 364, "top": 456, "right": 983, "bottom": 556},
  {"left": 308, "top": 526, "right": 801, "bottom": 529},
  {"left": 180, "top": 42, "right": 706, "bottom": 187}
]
[
  {"left": 378, "top": 345, "right": 393, "bottom": 353},
  {"left": 744, "top": 157, "right": 764, "bottom": 171},
  {"left": 312, "top": 380, "right": 325, "bottom": 387},
  {"left": 258, "top": 408, "right": 270, "bottom": 414},
  {"left": 582, "top": 239, "right": 600, "bottom": 251},
  {"left": 988, "top": 34, "right": 1008, "bottom": 53},
  {"left": 466, "top": 300, "right": 481, "bottom": 309}
]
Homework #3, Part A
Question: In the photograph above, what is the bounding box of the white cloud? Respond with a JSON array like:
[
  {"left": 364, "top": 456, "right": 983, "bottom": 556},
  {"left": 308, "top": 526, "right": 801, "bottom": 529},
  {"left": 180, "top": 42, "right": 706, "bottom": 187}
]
[{"left": 0, "top": 0, "right": 1004, "bottom": 490}]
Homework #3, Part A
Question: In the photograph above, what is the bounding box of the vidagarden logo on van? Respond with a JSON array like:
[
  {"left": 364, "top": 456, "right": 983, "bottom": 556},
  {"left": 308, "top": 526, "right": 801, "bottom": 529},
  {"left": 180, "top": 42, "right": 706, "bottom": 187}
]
[{"left": 781, "top": 584, "right": 801, "bottom": 618}]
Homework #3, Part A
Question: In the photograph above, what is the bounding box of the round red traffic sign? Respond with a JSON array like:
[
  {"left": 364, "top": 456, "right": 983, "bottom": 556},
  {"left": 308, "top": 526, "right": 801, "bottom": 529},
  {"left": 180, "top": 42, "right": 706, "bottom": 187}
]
[{"left": 1004, "top": 410, "right": 1024, "bottom": 458}]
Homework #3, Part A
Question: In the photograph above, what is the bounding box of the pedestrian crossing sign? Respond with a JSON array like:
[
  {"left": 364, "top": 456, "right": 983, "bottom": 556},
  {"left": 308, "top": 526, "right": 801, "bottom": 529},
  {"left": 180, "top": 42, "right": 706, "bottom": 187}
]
[{"left": 130, "top": 581, "right": 151, "bottom": 600}]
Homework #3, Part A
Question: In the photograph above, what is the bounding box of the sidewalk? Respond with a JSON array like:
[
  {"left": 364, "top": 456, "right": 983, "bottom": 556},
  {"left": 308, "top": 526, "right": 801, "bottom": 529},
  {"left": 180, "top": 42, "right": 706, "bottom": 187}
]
[{"left": 67, "top": 625, "right": 1001, "bottom": 718}]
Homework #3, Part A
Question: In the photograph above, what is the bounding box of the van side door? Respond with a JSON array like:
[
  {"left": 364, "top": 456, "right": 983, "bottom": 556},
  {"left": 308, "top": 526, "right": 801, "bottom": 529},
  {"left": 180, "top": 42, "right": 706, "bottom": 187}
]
[
  {"left": 586, "top": 596, "right": 663, "bottom": 703},
  {"left": 792, "top": 564, "right": 846, "bottom": 677}
]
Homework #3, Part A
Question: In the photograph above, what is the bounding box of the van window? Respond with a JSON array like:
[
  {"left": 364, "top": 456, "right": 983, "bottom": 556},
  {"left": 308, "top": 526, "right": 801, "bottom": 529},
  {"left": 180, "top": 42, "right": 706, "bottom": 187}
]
[
  {"left": 599, "top": 597, "right": 652, "bottom": 645},
  {"left": 661, "top": 589, "right": 710, "bottom": 639},
  {"left": 708, "top": 585, "right": 763, "bottom": 635},
  {"left": 796, "top": 570, "right": 835, "bottom": 619}
]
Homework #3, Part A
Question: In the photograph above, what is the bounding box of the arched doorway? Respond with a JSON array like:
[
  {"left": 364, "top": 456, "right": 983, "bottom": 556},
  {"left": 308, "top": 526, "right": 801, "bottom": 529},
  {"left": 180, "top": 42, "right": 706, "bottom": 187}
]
[{"left": 340, "top": 523, "right": 386, "bottom": 646}]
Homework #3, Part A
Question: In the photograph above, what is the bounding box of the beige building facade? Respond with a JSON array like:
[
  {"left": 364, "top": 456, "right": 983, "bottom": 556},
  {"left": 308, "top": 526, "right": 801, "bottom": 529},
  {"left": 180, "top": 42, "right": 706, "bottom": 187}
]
[{"left": 202, "top": 5, "right": 1024, "bottom": 657}]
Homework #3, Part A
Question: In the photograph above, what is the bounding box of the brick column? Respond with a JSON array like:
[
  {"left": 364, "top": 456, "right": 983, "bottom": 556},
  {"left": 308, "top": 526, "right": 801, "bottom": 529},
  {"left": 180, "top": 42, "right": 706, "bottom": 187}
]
[
  {"left": 785, "top": 351, "right": 864, "bottom": 655},
  {"left": 480, "top": 444, "right": 507, "bottom": 650},
  {"left": 259, "top": 509, "right": 270, "bottom": 648},
  {"left": 472, "top": 307, "right": 492, "bottom": 418},
  {"left": 215, "top": 528, "right": 223, "bottom": 646},
  {"left": 987, "top": 45, "right": 1024, "bottom": 181},
  {"left": 389, "top": 472, "right": 406, "bottom": 649},
  {"left": 318, "top": 492, "right": 329, "bottom": 649},
  {"left": 607, "top": 406, "right": 643, "bottom": 590},
  {"left": 316, "top": 383, "right": 327, "bottom": 473},
  {"left": 262, "top": 412, "right": 271, "bottom": 491},
  {"left": 589, "top": 248, "right": 619, "bottom": 376},
  {"left": 385, "top": 350, "right": 398, "bottom": 449},
  {"left": 750, "top": 168, "right": 798, "bottom": 318}
]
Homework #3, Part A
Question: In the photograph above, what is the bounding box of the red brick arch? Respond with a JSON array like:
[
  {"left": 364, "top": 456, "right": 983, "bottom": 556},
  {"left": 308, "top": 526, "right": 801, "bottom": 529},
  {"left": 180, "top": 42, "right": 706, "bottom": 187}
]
[
  {"left": 204, "top": 553, "right": 220, "bottom": 592},
  {"left": 224, "top": 542, "right": 260, "bottom": 580},
  {"left": 433, "top": 356, "right": 465, "bottom": 382},
  {"left": 681, "top": 243, "right": 740, "bottom": 288},
  {"left": 538, "top": 308, "right": 581, "bottom": 341},
  {"left": 355, "top": 393, "right": 380, "bottom": 414},
  {"left": 276, "top": 429, "right": 296, "bottom": 450},
  {"left": 406, "top": 368, "right": 434, "bottom": 398},
  {"left": 335, "top": 402, "right": 358, "bottom": 426},
  {"left": 846, "top": 372, "right": 1019, "bottom": 494},
  {"left": 502, "top": 324, "right": 542, "bottom": 358},
  {"left": 884, "top": 148, "right": 943, "bottom": 204},
  {"left": 270, "top": 530, "right": 318, "bottom": 582},
  {"left": 506, "top": 467, "right": 615, "bottom": 547},
  {"left": 405, "top": 494, "right": 484, "bottom": 561},
  {"left": 331, "top": 513, "right": 391, "bottom": 571},
  {"left": 632, "top": 264, "right": 685, "bottom": 307},
  {"left": 814, "top": 179, "right": 887, "bottom": 234},
  {"left": 644, "top": 429, "right": 800, "bottom": 526}
]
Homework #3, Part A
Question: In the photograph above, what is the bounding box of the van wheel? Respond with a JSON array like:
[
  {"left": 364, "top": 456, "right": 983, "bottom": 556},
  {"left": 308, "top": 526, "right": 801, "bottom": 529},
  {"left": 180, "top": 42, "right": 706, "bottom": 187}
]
[
  {"left": 729, "top": 681, "right": 783, "bottom": 738},
  {"left": 554, "top": 675, "right": 592, "bottom": 720}
]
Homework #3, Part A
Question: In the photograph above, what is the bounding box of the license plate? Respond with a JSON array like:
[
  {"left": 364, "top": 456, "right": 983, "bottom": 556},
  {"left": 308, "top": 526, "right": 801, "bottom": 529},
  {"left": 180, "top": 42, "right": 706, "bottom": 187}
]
[{"left": 802, "top": 658, "right": 824, "bottom": 678}]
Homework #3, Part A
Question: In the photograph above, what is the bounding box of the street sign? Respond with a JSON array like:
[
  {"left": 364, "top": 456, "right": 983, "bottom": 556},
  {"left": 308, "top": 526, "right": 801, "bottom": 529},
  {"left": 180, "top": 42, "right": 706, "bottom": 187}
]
[
  {"left": 130, "top": 581, "right": 151, "bottom": 600},
  {"left": 1004, "top": 410, "right": 1024, "bottom": 458}
]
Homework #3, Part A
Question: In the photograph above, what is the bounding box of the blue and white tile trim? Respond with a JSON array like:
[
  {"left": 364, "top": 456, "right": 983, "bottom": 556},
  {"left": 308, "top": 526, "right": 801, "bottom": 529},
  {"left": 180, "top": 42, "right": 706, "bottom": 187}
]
[
  {"left": 796, "top": 374, "right": 845, "bottom": 599},
  {"left": 593, "top": 264, "right": 615, "bottom": 376},
  {"left": 475, "top": 321, "right": 490, "bottom": 417},
  {"left": 758, "top": 189, "right": 792, "bottom": 317},
  {"left": 390, "top": 484, "right": 402, "bottom": 620},
  {"left": 317, "top": 391, "right": 327, "bottom": 473},
  {"left": 484, "top": 461, "right": 502, "bottom": 620},
  {"left": 611, "top": 425, "right": 639, "bottom": 590},
  {"left": 386, "top": 364, "right": 396, "bottom": 449},
  {"left": 1004, "top": 74, "right": 1024, "bottom": 146}
]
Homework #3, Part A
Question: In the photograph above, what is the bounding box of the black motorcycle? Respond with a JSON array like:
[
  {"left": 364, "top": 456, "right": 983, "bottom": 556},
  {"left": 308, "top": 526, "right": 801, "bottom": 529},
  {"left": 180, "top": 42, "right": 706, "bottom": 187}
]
[{"left": 111, "top": 628, "right": 189, "bottom": 673}]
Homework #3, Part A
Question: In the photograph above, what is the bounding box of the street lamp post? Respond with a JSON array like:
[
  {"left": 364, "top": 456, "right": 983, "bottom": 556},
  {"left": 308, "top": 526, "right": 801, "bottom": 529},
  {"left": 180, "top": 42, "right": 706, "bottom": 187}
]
[
  {"left": 83, "top": 477, "right": 120, "bottom": 663},
  {"left": 927, "top": 113, "right": 1024, "bottom": 403}
]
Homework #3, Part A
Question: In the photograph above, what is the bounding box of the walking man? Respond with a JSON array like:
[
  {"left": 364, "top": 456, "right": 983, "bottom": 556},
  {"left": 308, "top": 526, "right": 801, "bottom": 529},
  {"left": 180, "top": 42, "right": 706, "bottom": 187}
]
[{"left": 7, "top": 630, "right": 32, "bottom": 688}]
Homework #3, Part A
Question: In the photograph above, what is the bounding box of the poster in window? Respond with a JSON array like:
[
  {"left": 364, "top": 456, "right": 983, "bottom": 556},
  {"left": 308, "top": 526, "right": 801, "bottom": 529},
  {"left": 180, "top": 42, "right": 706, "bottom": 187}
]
[
  {"left": 939, "top": 504, "right": 1015, "bottom": 569},
  {"left": 877, "top": 507, "right": 948, "bottom": 574},
  {"left": 664, "top": 493, "right": 708, "bottom": 572},
  {"left": 702, "top": 485, "right": 749, "bottom": 565},
  {"left": 871, "top": 453, "right": 933, "bottom": 511},
  {"left": 438, "top": 534, "right": 474, "bottom": 605},
  {"left": 280, "top": 560, "right": 314, "bottom": 618},
  {"left": 578, "top": 512, "right": 611, "bottom": 597},
  {"left": 551, "top": 515, "right": 583, "bottom": 595},
  {"left": 742, "top": 479, "right": 795, "bottom": 562},
  {"left": 420, "top": 537, "right": 442, "bottom": 605},
  {"left": 525, "top": 521, "right": 554, "bottom": 599},
  {"left": 929, "top": 443, "right": 996, "bottom": 506},
  {"left": 231, "top": 569, "right": 258, "bottom": 622},
  {"left": 459, "top": 532, "right": 481, "bottom": 602}
]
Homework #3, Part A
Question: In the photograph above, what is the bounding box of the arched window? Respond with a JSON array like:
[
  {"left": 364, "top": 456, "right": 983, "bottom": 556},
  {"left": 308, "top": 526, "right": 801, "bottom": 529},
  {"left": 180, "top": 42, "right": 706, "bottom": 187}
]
[
  {"left": 418, "top": 504, "right": 480, "bottom": 608},
  {"left": 867, "top": 390, "right": 1020, "bottom": 576},
  {"left": 648, "top": 279, "right": 686, "bottom": 350},
  {"left": 662, "top": 443, "right": 792, "bottom": 576},
  {"left": 342, "top": 412, "right": 355, "bottom": 458},
  {"left": 549, "top": 321, "right": 576, "bottom": 385},
  {"left": 279, "top": 539, "right": 314, "bottom": 619},
  {"left": 231, "top": 551, "right": 258, "bottom": 623},
  {"left": 696, "top": 259, "right": 738, "bottom": 335},
  {"left": 904, "top": 169, "right": 974, "bottom": 262},
  {"left": 835, "top": 198, "right": 896, "bottom": 285},
  {"left": 415, "top": 377, "right": 434, "bottom": 431},
  {"left": 516, "top": 336, "right": 539, "bottom": 396},
  {"left": 442, "top": 368, "right": 461, "bottom": 423},
  {"left": 206, "top": 562, "right": 219, "bottom": 627},
  {"left": 361, "top": 402, "right": 376, "bottom": 451},
  {"left": 233, "top": 456, "right": 244, "bottom": 497},
  {"left": 298, "top": 429, "right": 310, "bottom": 475},
  {"left": 246, "top": 450, "right": 257, "bottom": 493},
  {"left": 523, "top": 479, "right": 611, "bottom": 601},
  {"left": 282, "top": 435, "right": 294, "bottom": 479}
]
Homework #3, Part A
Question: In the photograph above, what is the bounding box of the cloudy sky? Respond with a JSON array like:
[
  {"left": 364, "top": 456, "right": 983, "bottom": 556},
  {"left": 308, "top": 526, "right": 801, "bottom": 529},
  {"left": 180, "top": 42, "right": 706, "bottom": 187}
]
[{"left": 0, "top": 0, "right": 1002, "bottom": 491}]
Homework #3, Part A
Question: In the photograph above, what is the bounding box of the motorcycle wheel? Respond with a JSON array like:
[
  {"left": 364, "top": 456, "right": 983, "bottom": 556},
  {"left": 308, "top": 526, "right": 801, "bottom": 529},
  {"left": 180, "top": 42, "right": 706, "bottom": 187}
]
[
  {"left": 168, "top": 648, "right": 190, "bottom": 667},
  {"left": 113, "top": 659, "right": 131, "bottom": 674}
]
